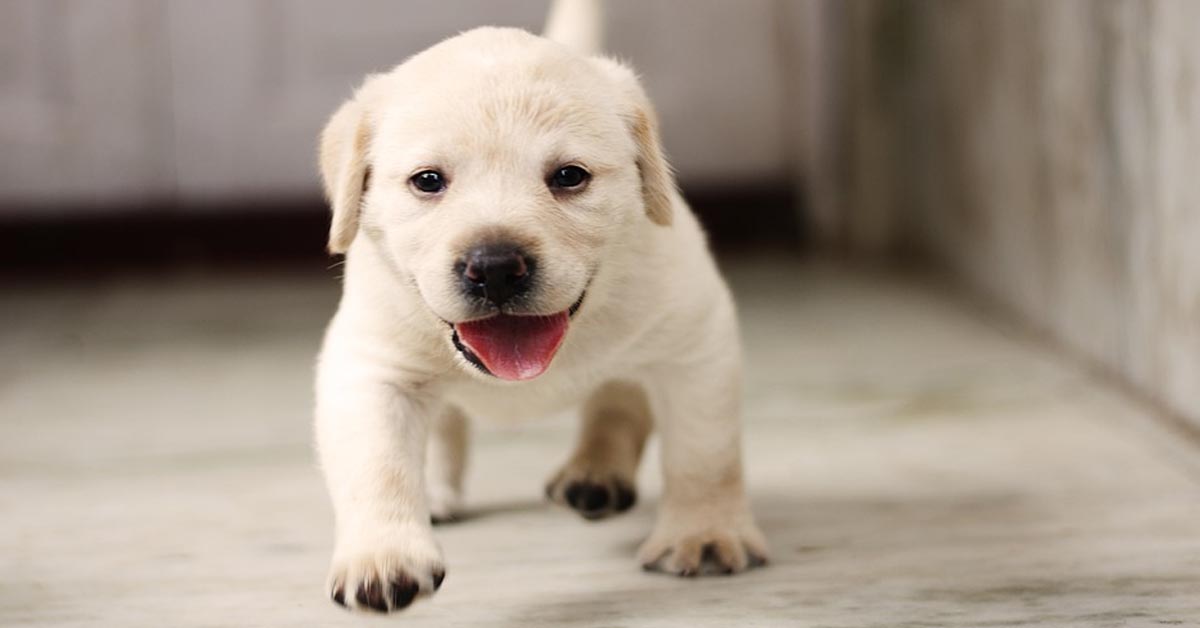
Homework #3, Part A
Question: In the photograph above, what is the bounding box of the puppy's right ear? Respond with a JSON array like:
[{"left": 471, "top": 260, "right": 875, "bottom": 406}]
[{"left": 318, "top": 92, "right": 373, "bottom": 255}]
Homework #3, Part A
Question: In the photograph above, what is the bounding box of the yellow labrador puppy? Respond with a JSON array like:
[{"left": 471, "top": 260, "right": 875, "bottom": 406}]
[{"left": 315, "top": 0, "right": 768, "bottom": 613}]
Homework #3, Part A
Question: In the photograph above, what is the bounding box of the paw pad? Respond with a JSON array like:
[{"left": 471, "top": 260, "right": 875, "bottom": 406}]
[
  {"left": 547, "top": 475, "right": 638, "bottom": 523},
  {"left": 555, "top": 478, "right": 636, "bottom": 520}
]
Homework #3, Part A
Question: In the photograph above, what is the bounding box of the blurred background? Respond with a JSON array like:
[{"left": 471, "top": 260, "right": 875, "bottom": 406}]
[
  {"left": 3, "top": 0, "right": 1196, "bottom": 430},
  {"left": 3, "top": 1, "right": 1199, "bottom": 626}
]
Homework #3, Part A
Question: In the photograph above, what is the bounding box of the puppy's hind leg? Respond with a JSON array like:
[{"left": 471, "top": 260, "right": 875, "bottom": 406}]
[
  {"left": 426, "top": 406, "right": 469, "bottom": 524},
  {"left": 546, "top": 380, "right": 652, "bottom": 520}
]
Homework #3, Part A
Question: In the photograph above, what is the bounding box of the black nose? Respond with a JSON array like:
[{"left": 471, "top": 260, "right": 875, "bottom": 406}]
[{"left": 459, "top": 244, "right": 534, "bottom": 306}]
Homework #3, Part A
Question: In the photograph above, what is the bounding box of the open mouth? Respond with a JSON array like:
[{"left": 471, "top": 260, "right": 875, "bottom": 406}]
[{"left": 450, "top": 293, "right": 585, "bottom": 381}]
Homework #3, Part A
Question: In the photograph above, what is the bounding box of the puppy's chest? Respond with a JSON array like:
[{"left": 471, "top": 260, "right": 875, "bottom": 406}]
[{"left": 438, "top": 370, "right": 603, "bottom": 424}]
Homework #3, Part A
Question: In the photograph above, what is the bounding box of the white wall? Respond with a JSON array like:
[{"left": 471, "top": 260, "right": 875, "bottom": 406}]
[
  {"left": 0, "top": 0, "right": 800, "bottom": 210},
  {"left": 0, "top": 0, "right": 176, "bottom": 209},
  {"left": 828, "top": 0, "right": 1200, "bottom": 429}
]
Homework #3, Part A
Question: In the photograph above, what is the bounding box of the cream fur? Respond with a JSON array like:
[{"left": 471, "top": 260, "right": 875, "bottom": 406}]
[{"left": 314, "top": 21, "right": 767, "bottom": 615}]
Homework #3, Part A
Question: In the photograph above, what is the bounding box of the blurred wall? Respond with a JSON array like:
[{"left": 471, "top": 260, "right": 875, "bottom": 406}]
[
  {"left": 828, "top": 0, "right": 1200, "bottom": 428},
  {"left": 0, "top": 0, "right": 802, "bottom": 211}
]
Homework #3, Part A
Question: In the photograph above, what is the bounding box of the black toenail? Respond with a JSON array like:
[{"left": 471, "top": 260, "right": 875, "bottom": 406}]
[
  {"left": 356, "top": 579, "right": 387, "bottom": 612},
  {"left": 332, "top": 586, "right": 346, "bottom": 607},
  {"left": 580, "top": 484, "right": 609, "bottom": 511},
  {"left": 614, "top": 483, "right": 636, "bottom": 511},
  {"left": 433, "top": 569, "right": 446, "bottom": 590},
  {"left": 565, "top": 483, "right": 587, "bottom": 508},
  {"left": 389, "top": 574, "right": 419, "bottom": 609}
]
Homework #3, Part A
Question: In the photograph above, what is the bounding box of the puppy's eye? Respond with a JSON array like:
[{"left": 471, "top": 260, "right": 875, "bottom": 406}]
[
  {"left": 549, "top": 165, "right": 590, "bottom": 190},
  {"left": 410, "top": 170, "right": 446, "bottom": 194}
]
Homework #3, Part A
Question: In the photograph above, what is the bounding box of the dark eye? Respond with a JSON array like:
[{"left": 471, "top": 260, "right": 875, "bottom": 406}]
[
  {"left": 410, "top": 170, "right": 446, "bottom": 194},
  {"left": 550, "top": 165, "right": 589, "bottom": 190}
]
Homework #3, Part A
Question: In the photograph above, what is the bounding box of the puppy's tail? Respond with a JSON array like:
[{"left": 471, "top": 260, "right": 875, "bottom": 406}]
[{"left": 543, "top": 0, "right": 604, "bottom": 55}]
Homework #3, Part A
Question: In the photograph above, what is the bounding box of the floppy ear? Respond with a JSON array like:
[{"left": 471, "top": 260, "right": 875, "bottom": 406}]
[
  {"left": 627, "top": 101, "right": 675, "bottom": 226},
  {"left": 318, "top": 95, "right": 373, "bottom": 254},
  {"left": 593, "top": 58, "right": 675, "bottom": 226}
]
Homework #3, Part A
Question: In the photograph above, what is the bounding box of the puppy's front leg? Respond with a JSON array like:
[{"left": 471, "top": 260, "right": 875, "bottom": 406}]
[
  {"left": 315, "top": 360, "right": 445, "bottom": 613},
  {"left": 639, "top": 342, "right": 769, "bottom": 576}
]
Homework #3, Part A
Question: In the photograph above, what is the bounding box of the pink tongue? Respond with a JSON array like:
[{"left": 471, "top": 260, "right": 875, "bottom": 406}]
[{"left": 455, "top": 312, "right": 569, "bottom": 381}]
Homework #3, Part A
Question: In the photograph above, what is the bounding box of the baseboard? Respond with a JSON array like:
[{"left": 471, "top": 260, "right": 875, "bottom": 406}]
[{"left": 0, "top": 186, "right": 801, "bottom": 276}]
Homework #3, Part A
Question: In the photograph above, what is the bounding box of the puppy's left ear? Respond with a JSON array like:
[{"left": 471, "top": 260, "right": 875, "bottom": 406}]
[
  {"left": 318, "top": 80, "right": 379, "bottom": 254},
  {"left": 593, "top": 58, "right": 675, "bottom": 226}
]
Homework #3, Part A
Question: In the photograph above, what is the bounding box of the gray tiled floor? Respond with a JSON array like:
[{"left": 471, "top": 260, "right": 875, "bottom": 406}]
[{"left": 3, "top": 258, "right": 1199, "bottom": 627}]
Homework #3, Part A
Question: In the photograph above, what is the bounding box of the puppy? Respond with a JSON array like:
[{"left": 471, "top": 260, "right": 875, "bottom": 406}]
[{"left": 314, "top": 0, "right": 768, "bottom": 613}]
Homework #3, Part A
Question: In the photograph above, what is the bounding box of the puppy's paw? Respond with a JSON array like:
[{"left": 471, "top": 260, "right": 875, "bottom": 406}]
[
  {"left": 427, "top": 483, "right": 464, "bottom": 525},
  {"left": 637, "top": 509, "right": 769, "bottom": 577},
  {"left": 327, "top": 529, "right": 446, "bottom": 613},
  {"left": 545, "top": 465, "right": 637, "bottom": 521}
]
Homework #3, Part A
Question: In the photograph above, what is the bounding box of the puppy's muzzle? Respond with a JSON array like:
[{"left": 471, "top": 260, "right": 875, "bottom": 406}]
[{"left": 456, "top": 243, "right": 535, "bottom": 307}]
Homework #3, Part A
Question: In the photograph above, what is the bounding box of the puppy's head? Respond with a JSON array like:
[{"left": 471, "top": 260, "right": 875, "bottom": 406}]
[{"left": 319, "top": 28, "right": 674, "bottom": 381}]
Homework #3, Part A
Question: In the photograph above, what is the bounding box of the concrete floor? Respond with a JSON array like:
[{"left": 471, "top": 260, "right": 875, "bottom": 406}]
[{"left": 2, "top": 258, "right": 1199, "bottom": 627}]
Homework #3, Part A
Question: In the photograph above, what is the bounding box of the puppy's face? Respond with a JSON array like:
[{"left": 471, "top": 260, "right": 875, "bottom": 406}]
[
  {"left": 367, "top": 72, "right": 632, "bottom": 326},
  {"left": 320, "top": 28, "right": 674, "bottom": 381}
]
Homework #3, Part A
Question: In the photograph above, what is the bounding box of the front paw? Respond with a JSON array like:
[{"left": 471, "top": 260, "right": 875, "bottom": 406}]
[
  {"left": 327, "top": 528, "right": 446, "bottom": 613},
  {"left": 637, "top": 508, "right": 769, "bottom": 577},
  {"left": 545, "top": 465, "right": 637, "bottom": 521}
]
